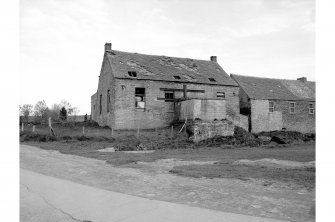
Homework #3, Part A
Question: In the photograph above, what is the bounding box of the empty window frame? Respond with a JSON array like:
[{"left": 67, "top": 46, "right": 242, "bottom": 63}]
[
  {"left": 309, "top": 103, "right": 315, "bottom": 114},
  {"left": 107, "top": 90, "right": 111, "bottom": 112},
  {"left": 99, "top": 94, "right": 102, "bottom": 115},
  {"left": 135, "top": 88, "right": 145, "bottom": 109},
  {"left": 217, "top": 92, "right": 225, "bottom": 99},
  {"left": 173, "top": 75, "right": 181, "bottom": 80},
  {"left": 164, "top": 91, "right": 174, "bottom": 102},
  {"left": 128, "top": 71, "right": 137, "bottom": 77},
  {"left": 289, "top": 102, "right": 295, "bottom": 113},
  {"left": 208, "top": 78, "right": 216, "bottom": 82},
  {"left": 269, "top": 101, "right": 274, "bottom": 113}
]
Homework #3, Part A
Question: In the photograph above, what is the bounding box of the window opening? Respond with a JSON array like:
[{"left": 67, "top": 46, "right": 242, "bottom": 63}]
[
  {"left": 128, "top": 71, "right": 137, "bottom": 77},
  {"left": 269, "top": 101, "right": 274, "bottom": 113},
  {"left": 165, "top": 91, "right": 174, "bottom": 102},
  {"left": 217, "top": 92, "right": 225, "bottom": 99},
  {"left": 289, "top": 102, "right": 295, "bottom": 113},
  {"left": 309, "top": 103, "right": 314, "bottom": 114},
  {"left": 135, "top": 88, "right": 145, "bottom": 109}
]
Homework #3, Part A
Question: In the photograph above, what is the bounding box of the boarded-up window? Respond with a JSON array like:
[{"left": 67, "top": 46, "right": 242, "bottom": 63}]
[
  {"left": 289, "top": 102, "right": 295, "bottom": 113},
  {"left": 269, "top": 101, "right": 274, "bottom": 113},
  {"left": 107, "top": 90, "right": 111, "bottom": 112},
  {"left": 135, "top": 88, "right": 145, "bottom": 109},
  {"left": 309, "top": 103, "right": 314, "bottom": 114},
  {"left": 217, "top": 92, "right": 225, "bottom": 99}
]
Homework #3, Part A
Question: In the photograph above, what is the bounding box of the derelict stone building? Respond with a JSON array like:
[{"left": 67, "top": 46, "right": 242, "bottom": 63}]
[
  {"left": 91, "top": 43, "right": 245, "bottom": 130},
  {"left": 230, "top": 74, "right": 315, "bottom": 133}
]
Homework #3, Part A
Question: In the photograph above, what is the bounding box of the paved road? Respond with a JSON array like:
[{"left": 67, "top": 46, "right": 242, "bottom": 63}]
[{"left": 20, "top": 169, "right": 288, "bottom": 222}]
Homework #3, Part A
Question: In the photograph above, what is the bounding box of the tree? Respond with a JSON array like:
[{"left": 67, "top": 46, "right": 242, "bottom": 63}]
[
  {"left": 33, "top": 100, "right": 48, "bottom": 124},
  {"left": 59, "top": 107, "right": 67, "bottom": 121},
  {"left": 59, "top": 100, "right": 72, "bottom": 113},
  {"left": 19, "top": 104, "right": 33, "bottom": 123},
  {"left": 68, "top": 107, "right": 79, "bottom": 122},
  {"left": 49, "top": 104, "right": 61, "bottom": 121}
]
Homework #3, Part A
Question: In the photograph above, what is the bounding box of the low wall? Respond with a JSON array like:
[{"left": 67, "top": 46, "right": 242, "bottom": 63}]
[
  {"left": 186, "top": 120, "right": 235, "bottom": 143},
  {"left": 227, "top": 114, "right": 248, "bottom": 131},
  {"left": 177, "top": 99, "right": 226, "bottom": 121}
]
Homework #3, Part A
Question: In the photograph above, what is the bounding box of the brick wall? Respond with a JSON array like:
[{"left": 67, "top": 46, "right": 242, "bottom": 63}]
[
  {"left": 273, "top": 100, "right": 315, "bottom": 133},
  {"left": 93, "top": 54, "right": 115, "bottom": 127},
  {"left": 111, "top": 79, "right": 239, "bottom": 129},
  {"left": 250, "top": 99, "right": 315, "bottom": 133}
]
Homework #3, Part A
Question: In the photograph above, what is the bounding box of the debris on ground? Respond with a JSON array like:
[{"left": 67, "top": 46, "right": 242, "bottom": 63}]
[{"left": 98, "top": 147, "right": 116, "bottom": 153}]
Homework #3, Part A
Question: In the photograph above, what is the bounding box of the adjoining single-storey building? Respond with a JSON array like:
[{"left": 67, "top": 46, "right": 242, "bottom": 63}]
[
  {"left": 230, "top": 74, "right": 315, "bottom": 134},
  {"left": 91, "top": 43, "right": 246, "bottom": 130}
]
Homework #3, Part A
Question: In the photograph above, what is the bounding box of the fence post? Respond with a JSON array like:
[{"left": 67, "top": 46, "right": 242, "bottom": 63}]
[
  {"left": 111, "top": 128, "right": 114, "bottom": 137},
  {"left": 21, "top": 122, "right": 24, "bottom": 132},
  {"left": 32, "top": 125, "right": 35, "bottom": 133},
  {"left": 171, "top": 125, "right": 174, "bottom": 138},
  {"left": 136, "top": 127, "right": 140, "bottom": 138},
  {"left": 49, "top": 117, "right": 56, "bottom": 137},
  {"left": 82, "top": 126, "right": 85, "bottom": 135}
]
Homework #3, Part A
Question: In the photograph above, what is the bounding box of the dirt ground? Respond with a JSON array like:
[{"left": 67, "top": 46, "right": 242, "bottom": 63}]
[{"left": 20, "top": 144, "right": 315, "bottom": 222}]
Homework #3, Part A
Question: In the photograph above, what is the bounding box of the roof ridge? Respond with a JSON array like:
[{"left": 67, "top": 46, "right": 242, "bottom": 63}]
[
  {"left": 231, "top": 73, "right": 315, "bottom": 83},
  {"left": 110, "top": 49, "right": 215, "bottom": 63}
]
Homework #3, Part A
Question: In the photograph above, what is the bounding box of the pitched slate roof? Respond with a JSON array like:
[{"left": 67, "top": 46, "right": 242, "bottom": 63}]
[
  {"left": 230, "top": 74, "right": 315, "bottom": 101},
  {"left": 105, "top": 50, "right": 238, "bottom": 87}
]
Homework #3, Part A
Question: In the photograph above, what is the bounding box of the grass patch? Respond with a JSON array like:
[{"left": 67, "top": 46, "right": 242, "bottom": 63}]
[{"left": 170, "top": 163, "right": 315, "bottom": 190}]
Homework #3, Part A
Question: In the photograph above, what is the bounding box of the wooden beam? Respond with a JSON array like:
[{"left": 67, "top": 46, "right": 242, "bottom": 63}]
[
  {"left": 156, "top": 98, "right": 175, "bottom": 102},
  {"left": 159, "top": 88, "right": 205, "bottom": 93}
]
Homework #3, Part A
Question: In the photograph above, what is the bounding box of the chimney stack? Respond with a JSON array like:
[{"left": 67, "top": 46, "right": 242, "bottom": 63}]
[
  {"left": 105, "top": 42, "right": 112, "bottom": 52},
  {"left": 210, "top": 56, "right": 217, "bottom": 62},
  {"left": 297, "top": 77, "right": 307, "bottom": 83}
]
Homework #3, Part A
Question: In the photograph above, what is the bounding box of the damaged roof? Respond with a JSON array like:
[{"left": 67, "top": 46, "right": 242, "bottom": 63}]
[
  {"left": 105, "top": 50, "right": 238, "bottom": 86},
  {"left": 230, "top": 74, "right": 315, "bottom": 101}
]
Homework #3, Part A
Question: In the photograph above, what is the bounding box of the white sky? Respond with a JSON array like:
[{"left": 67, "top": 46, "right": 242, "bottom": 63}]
[{"left": 20, "top": 0, "right": 315, "bottom": 114}]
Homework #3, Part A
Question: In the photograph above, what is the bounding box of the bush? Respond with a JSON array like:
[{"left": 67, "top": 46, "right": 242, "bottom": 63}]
[{"left": 20, "top": 132, "right": 57, "bottom": 142}]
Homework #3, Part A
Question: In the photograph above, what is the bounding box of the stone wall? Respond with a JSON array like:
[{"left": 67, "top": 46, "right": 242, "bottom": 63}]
[
  {"left": 186, "top": 120, "right": 235, "bottom": 143},
  {"left": 177, "top": 99, "right": 227, "bottom": 121},
  {"left": 227, "top": 114, "right": 249, "bottom": 131}
]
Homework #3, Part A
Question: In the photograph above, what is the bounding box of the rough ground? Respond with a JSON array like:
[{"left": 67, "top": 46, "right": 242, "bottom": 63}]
[{"left": 20, "top": 144, "right": 315, "bottom": 222}]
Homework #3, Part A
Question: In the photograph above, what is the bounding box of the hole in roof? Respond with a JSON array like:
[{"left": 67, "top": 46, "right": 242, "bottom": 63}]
[
  {"left": 182, "top": 74, "right": 197, "bottom": 82},
  {"left": 128, "top": 71, "right": 137, "bottom": 77},
  {"left": 208, "top": 78, "right": 216, "bottom": 82},
  {"left": 126, "top": 60, "right": 153, "bottom": 76},
  {"left": 173, "top": 76, "right": 181, "bottom": 80}
]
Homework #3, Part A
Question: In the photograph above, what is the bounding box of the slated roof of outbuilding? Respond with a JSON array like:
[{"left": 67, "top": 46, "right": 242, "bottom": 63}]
[
  {"left": 231, "top": 74, "right": 315, "bottom": 101},
  {"left": 105, "top": 50, "right": 238, "bottom": 86}
]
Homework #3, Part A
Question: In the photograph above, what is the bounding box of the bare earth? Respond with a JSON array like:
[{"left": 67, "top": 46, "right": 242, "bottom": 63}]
[{"left": 20, "top": 144, "right": 315, "bottom": 222}]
